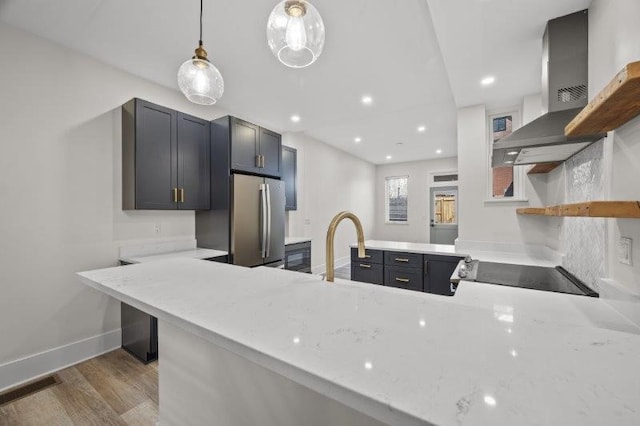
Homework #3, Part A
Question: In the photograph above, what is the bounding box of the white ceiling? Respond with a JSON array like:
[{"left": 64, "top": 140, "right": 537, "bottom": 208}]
[
  {"left": 0, "top": 0, "right": 593, "bottom": 165},
  {"left": 426, "top": 0, "right": 593, "bottom": 109}
]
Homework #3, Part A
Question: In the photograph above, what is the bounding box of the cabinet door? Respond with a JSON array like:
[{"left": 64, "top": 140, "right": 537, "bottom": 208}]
[
  {"left": 282, "top": 146, "right": 297, "bottom": 210},
  {"left": 259, "top": 127, "right": 282, "bottom": 178},
  {"left": 135, "top": 100, "right": 177, "bottom": 209},
  {"left": 424, "top": 255, "right": 464, "bottom": 296},
  {"left": 230, "top": 118, "right": 260, "bottom": 174},
  {"left": 177, "top": 112, "right": 210, "bottom": 210}
]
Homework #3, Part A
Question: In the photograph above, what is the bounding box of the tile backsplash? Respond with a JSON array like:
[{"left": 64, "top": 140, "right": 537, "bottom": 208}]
[{"left": 560, "top": 140, "right": 606, "bottom": 291}]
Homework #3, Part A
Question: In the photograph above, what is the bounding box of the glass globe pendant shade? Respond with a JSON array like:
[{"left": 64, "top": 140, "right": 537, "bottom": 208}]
[
  {"left": 177, "top": 45, "right": 224, "bottom": 105},
  {"left": 267, "top": 0, "right": 325, "bottom": 68}
]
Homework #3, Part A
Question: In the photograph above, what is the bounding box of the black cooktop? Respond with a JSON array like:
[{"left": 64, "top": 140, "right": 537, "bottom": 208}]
[{"left": 475, "top": 262, "right": 598, "bottom": 297}]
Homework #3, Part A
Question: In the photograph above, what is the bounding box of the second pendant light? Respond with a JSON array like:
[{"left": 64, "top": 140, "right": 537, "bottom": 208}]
[{"left": 266, "top": 0, "right": 325, "bottom": 68}]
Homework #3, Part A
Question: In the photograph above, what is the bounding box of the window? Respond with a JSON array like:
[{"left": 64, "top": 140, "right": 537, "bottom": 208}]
[
  {"left": 487, "top": 109, "right": 525, "bottom": 201},
  {"left": 385, "top": 176, "right": 408, "bottom": 223}
]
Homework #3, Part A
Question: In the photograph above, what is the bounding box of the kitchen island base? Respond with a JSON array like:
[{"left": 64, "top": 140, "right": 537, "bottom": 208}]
[{"left": 158, "top": 320, "right": 394, "bottom": 426}]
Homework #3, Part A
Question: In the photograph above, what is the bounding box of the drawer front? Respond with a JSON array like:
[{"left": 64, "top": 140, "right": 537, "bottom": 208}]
[
  {"left": 384, "top": 251, "right": 423, "bottom": 268},
  {"left": 351, "top": 248, "right": 383, "bottom": 265},
  {"left": 385, "top": 266, "right": 423, "bottom": 292},
  {"left": 351, "top": 262, "right": 384, "bottom": 285}
]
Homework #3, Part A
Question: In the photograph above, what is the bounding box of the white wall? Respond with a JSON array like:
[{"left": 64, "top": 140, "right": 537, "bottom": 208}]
[
  {"left": 456, "top": 98, "right": 551, "bottom": 247},
  {"left": 589, "top": 0, "right": 640, "bottom": 293},
  {"left": 373, "top": 157, "right": 458, "bottom": 243},
  {"left": 282, "top": 133, "right": 376, "bottom": 271},
  {"left": 0, "top": 23, "right": 226, "bottom": 368}
]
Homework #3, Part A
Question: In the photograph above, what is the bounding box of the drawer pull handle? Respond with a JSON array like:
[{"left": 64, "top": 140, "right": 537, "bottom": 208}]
[
  {"left": 364, "top": 255, "right": 372, "bottom": 258},
  {"left": 359, "top": 264, "right": 371, "bottom": 269},
  {"left": 395, "top": 278, "right": 410, "bottom": 283},
  {"left": 450, "top": 283, "right": 456, "bottom": 293},
  {"left": 395, "top": 258, "right": 409, "bottom": 262}
]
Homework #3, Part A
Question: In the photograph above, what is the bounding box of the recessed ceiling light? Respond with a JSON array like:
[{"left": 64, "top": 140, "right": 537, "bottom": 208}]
[
  {"left": 361, "top": 95, "right": 373, "bottom": 105},
  {"left": 396, "top": 142, "right": 404, "bottom": 146},
  {"left": 481, "top": 76, "right": 496, "bottom": 86},
  {"left": 290, "top": 115, "right": 301, "bottom": 123},
  {"left": 354, "top": 137, "right": 362, "bottom": 143},
  {"left": 417, "top": 125, "right": 426, "bottom": 133},
  {"left": 436, "top": 149, "right": 442, "bottom": 154},
  {"left": 507, "top": 151, "right": 519, "bottom": 155},
  {"left": 386, "top": 155, "right": 392, "bottom": 160}
]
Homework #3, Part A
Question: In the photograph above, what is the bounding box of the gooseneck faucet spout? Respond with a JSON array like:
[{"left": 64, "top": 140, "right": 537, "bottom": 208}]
[{"left": 325, "top": 211, "right": 366, "bottom": 282}]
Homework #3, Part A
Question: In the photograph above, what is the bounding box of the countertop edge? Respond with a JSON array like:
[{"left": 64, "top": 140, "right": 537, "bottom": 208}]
[{"left": 77, "top": 271, "right": 426, "bottom": 426}]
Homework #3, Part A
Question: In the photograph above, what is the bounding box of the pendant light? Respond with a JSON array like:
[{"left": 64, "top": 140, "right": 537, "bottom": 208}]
[
  {"left": 177, "top": 0, "right": 224, "bottom": 105},
  {"left": 266, "top": 0, "right": 325, "bottom": 68}
]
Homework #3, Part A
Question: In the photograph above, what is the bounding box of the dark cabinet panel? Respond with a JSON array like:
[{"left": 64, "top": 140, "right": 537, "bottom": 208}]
[
  {"left": 282, "top": 146, "right": 297, "bottom": 211},
  {"left": 351, "top": 248, "right": 383, "bottom": 264},
  {"left": 384, "top": 251, "right": 423, "bottom": 268},
  {"left": 124, "top": 99, "right": 177, "bottom": 210},
  {"left": 230, "top": 117, "right": 260, "bottom": 174},
  {"left": 259, "top": 128, "right": 282, "bottom": 178},
  {"left": 122, "top": 98, "right": 210, "bottom": 211},
  {"left": 177, "top": 113, "right": 210, "bottom": 210},
  {"left": 424, "top": 254, "right": 465, "bottom": 296},
  {"left": 385, "top": 266, "right": 423, "bottom": 292},
  {"left": 351, "top": 262, "right": 384, "bottom": 285}
]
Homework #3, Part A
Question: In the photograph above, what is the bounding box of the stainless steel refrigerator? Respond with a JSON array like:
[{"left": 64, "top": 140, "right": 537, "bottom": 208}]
[{"left": 230, "top": 174, "right": 285, "bottom": 267}]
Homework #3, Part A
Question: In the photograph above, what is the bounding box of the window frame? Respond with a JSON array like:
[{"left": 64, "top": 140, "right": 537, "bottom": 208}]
[
  {"left": 384, "top": 175, "right": 409, "bottom": 225},
  {"left": 486, "top": 107, "right": 527, "bottom": 202}
]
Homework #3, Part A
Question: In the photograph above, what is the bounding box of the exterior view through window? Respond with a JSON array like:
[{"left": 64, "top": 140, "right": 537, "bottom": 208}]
[
  {"left": 385, "top": 176, "right": 408, "bottom": 222},
  {"left": 433, "top": 190, "right": 457, "bottom": 225},
  {"left": 491, "top": 115, "right": 514, "bottom": 197}
]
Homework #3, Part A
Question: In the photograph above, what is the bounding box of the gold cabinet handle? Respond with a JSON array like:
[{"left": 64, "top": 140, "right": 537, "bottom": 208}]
[
  {"left": 173, "top": 188, "right": 178, "bottom": 203},
  {"left": 359, "top": 264, "right": 371, "bottom": 268},
  {"left": 364, "top": 254, "right": 371, "bottom": 258},
  {"left": 395, "top": 277, "right": 410, "bottom": 283},
  {"left": 180, "top": 188, "right": 185, "bottom": 203},
  {"left": 395, "top": 258, "right": 410, "bottom": 262}
]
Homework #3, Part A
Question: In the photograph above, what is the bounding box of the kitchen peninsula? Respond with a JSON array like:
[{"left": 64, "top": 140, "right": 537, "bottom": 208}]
[{"left": 79, "top": 258, "right": 640, "bottom": 426}]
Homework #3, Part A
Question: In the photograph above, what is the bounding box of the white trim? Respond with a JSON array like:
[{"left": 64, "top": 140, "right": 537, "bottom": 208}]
[
  {"left": 483, "top": 198, "right": 529, "bottom": 204},
  {"left": 0, "top": 329, "right": 121, "bottom": 392},
  {"left": 428, "top": 169, "right": 459, "bottom": 187},
  {"left": 312, "top": 255, "right": 350, "bottom": 275}
]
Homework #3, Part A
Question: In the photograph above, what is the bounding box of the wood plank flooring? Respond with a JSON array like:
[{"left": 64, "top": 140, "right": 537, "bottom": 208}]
[
  {"left": 334, "top": 263, "right": 351, "bottom": 280},
  {"left": 0, "top": 350, "right": 158, "bottom": 426}
]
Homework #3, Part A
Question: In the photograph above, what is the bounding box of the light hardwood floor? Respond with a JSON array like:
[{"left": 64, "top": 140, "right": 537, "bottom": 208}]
[{"left": 0, "top": 350, "right": 158, "bottom": 426}]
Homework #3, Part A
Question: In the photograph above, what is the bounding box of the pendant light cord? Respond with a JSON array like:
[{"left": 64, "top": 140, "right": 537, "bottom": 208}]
[{"left": 199, "top": 0, "right": 203, "bottom": 46}]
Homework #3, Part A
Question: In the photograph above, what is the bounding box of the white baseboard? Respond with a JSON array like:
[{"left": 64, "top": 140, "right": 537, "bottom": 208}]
[
  {"left": 312, "top": 255, "right": 350, "bottom": 275},
  {"left": 0, "top": 329, "right": 121, "bottom": 393}
]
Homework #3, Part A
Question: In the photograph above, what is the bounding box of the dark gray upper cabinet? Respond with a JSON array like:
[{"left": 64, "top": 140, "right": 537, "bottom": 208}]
[
  {"left": 230, "top": 118, "right": 260, "bottom": 174},
  {"left": 122, "top": 98, "right": 210, "bottom": 210},
  {"left": 177, "top": 112, "right": 211, "bottom": 210},
  {"left": 227, "top": 116, "right": 281, "bottom": 178},
  {"left": 282, "top": 145, "right": 297, "bottom": 210}
]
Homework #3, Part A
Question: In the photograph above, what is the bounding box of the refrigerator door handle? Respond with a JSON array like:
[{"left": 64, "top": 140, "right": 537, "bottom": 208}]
[
  {"left": 266, "top": 183, "right": 272, "bottom": 258},
  {"left": 260, "top": 183, "right": 268, "bottom": 258}
]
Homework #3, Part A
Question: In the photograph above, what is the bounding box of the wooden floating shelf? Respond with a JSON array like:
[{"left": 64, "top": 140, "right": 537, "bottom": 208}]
[
  {"left": 565, "top": 61, "right": 640, "bottom": 136},
  {"left": 527, "top": 162, "right": 561, "bottom": 175},
  {"left": 517, "top": 201, "right": 640, "bottom": 218}
]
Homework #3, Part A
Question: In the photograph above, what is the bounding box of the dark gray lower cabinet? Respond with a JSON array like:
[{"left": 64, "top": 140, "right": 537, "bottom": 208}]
[
  {"left": 121, "top": 302, "right": 157, "bottom": 364},
  {"left": 284, "top": 241, "right": 311, "bottom": 273},
  {"left": 351, "top": 248, "right": 463, "bottom": 296},
  {"left": 351, "top": 262, "right": 384, "bottom": 285},
  {"left": 424, "top": 254, "right": 465, "bottom": 296},
  {"left": 385, "top": 265, "right": 423, "bottom": 292}
]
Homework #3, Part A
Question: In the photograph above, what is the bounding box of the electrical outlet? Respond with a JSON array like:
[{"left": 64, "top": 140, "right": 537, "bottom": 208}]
[
  {"left": 619, "top": 237, "right": 632, "bottom": 265},
  {"left": 154, "top": 224, "right": 161, "bottom": 234}
]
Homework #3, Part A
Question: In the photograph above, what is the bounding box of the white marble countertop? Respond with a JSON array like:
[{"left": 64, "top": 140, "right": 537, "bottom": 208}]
[
  {"left": 119, "top": 248, "right": 227, "bottom": 264},
  {"left": 285, "top": 237, "right": 312, "bottom": 245},
  {"left": 352, "top": 240, "right": 557, "bottom": 267},
  {"left": 78, "top": 259, "right": 640, "bottom": 425}
]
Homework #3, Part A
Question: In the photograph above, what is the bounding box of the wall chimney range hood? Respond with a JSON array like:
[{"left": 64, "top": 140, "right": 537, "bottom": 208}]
[{"left": 492, "top": 10, "right": 606, "bottom": 168}]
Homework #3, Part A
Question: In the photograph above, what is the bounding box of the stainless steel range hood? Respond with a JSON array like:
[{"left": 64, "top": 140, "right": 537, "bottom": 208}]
[{"left": 492, "top": 10, "right": 605, "bottom": 168}]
